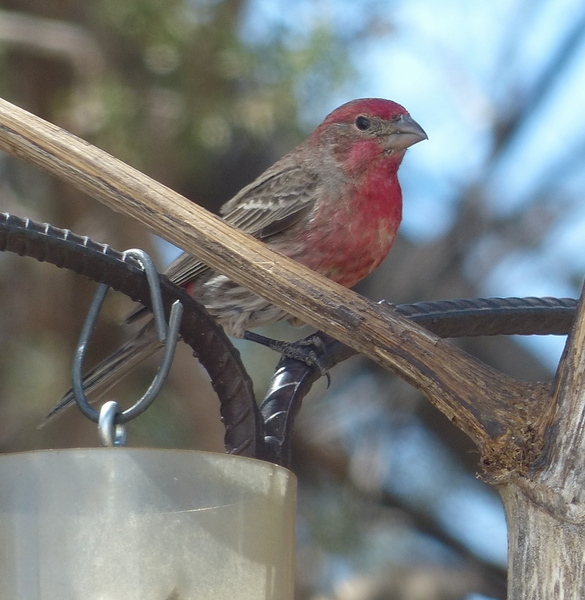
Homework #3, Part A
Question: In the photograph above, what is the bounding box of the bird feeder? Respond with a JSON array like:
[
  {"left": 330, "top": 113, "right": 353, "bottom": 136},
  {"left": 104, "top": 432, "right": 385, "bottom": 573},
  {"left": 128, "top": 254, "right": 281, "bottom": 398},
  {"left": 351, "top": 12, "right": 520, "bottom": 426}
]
[
  {"left": 0, "top": 236, "right": 297, "bottom": 600},
  {"left": 0, "top": 448, "right": 296, "bottom": 600}
]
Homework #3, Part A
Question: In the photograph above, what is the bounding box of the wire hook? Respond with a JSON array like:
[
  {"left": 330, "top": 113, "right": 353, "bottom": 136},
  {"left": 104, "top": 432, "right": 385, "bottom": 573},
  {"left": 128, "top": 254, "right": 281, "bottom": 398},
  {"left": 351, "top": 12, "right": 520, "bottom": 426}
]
[{"left": 72, "top": 250, "right": 183, "bottom": 425}]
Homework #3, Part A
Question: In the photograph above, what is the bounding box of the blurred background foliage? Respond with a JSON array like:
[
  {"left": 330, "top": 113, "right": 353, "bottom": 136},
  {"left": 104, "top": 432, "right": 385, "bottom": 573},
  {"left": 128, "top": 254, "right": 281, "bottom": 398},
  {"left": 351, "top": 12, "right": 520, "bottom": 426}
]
[{"left": 0, "top": 0, "right": 584, "bottom": 598}]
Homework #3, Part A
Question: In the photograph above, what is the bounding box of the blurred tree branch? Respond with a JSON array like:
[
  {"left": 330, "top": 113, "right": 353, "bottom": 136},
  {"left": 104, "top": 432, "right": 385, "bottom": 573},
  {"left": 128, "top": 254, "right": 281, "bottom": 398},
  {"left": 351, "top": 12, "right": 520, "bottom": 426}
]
[{"left": 0, "top": 10, "right": 105, "bottom": 74}]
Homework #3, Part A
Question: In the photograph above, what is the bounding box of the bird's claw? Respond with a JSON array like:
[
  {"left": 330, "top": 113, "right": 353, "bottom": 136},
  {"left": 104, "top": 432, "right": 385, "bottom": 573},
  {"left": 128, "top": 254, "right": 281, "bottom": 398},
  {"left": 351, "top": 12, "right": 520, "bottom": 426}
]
[{"left": 243, "top": 331, "right": 331, "bottom": 383}]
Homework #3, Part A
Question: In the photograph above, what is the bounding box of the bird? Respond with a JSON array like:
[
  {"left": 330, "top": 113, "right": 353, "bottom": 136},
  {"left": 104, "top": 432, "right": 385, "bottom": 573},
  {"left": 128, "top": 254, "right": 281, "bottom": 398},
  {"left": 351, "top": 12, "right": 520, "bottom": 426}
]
[{"left": 45, "top": 98, "right": 426, "bottom": 423}]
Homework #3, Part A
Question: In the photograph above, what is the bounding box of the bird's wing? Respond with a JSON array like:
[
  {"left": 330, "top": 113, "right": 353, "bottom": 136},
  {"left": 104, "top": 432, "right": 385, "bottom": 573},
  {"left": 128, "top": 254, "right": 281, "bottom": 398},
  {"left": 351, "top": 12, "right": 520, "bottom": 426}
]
[
  {"left": 221, "top": 163, "right": 319, "bottom": 237},
  {"left": 164, "top": 162, "right": 319, "bottom": 287}
]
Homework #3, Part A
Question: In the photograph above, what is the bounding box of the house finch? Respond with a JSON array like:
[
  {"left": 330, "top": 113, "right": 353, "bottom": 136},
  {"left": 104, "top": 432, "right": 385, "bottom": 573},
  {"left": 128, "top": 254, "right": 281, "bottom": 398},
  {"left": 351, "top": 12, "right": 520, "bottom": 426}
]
[{"left": 46, "top": 98, "right": 426, "bottom": 421}]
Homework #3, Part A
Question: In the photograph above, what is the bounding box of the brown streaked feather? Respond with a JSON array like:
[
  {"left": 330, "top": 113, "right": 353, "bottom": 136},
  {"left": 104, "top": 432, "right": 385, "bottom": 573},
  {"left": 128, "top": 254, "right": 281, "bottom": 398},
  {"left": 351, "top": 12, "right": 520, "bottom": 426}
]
[
  {"left": 258, "top": 203, "right": 314, "bottom": 238},
  {"left": 126, "top": 164, "right": 319, "bottom": 325},
  {"left": 163, "top": 161, "right": 320, "bottom": 288}
]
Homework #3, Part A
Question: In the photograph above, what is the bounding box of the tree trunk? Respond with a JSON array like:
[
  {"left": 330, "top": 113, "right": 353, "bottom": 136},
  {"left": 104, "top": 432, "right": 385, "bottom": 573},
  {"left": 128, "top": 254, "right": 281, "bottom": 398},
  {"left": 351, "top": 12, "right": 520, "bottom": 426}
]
[
  {"left": 498, "top": 281, "right": 585, "bottom": 599},
  {"left": 501, "top": 483, "right": 585, "bottom": 598}
]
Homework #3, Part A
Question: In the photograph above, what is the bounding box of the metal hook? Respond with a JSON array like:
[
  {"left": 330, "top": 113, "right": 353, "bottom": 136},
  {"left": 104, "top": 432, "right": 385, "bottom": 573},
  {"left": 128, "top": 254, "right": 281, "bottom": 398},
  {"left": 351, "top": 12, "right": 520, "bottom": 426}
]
[
  {"left": 98, "top": 401, "right": 128, "bottom": 447},
  {"left": 123, "top": 249, "right": 169, "bottom": 342},
  {"left": 72, "top": 251, "right": 183, "bottom": 426}
]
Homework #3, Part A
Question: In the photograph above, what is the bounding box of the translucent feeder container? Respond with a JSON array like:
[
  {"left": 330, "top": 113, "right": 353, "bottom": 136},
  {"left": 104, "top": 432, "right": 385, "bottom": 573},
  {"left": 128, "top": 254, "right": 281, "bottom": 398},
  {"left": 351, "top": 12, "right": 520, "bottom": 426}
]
[{"left": 0, "top": 448, "right": 296, "bottom": 600}]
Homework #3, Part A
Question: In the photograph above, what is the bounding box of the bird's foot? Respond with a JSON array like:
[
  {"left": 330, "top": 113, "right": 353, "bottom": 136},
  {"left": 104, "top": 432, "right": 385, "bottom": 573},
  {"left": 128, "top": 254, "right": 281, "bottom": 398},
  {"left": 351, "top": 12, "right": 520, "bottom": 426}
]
[{"left": 243, "top": 331, "right": 331, "bottom": 381}]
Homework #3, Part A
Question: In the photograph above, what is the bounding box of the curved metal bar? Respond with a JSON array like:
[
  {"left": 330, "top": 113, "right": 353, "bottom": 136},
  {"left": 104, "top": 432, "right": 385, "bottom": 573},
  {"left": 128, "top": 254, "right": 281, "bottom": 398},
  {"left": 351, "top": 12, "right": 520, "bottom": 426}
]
[
  {"left": 0, "top": 212, "right": 264, "bottom": 458},
  {"left": 260, "top": 297, "right": 578, "bottom": 465}
]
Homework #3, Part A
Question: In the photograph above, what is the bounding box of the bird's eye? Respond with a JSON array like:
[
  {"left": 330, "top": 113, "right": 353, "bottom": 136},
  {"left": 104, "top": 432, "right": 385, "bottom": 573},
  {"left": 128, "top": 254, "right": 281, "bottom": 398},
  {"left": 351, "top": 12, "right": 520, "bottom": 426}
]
[{"left": 355, "top": 116, "right": 371, "bottom": 131}]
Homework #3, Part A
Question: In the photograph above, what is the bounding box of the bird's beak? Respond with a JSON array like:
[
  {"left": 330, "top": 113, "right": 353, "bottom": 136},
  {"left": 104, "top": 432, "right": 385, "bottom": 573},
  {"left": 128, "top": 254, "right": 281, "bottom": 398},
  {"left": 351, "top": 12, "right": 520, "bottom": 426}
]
[{"left": 384, "top": 114, "right": 428, "bottom": 151}]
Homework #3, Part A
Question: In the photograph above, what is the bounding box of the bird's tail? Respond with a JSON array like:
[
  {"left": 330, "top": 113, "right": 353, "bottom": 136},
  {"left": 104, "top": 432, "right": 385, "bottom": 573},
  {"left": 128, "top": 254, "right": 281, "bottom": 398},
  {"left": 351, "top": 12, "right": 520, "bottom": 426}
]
[{"left": 40, "top": 325, "right": 163, "bottom": 427}]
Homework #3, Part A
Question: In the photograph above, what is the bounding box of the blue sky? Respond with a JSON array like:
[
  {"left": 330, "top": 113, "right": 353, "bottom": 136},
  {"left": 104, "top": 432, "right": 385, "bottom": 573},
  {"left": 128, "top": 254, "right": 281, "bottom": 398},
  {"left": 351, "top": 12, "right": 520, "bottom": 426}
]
[{"left": 242, "top": 0, "right": 585, "bottom": 270}]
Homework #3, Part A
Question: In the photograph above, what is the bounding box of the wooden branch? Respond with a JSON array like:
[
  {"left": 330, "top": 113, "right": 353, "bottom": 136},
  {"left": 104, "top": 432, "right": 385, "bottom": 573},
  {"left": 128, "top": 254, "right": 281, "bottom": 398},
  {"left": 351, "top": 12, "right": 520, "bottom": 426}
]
[{"left": 0, "top": 97, "right": 545, "bottom": 462}]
